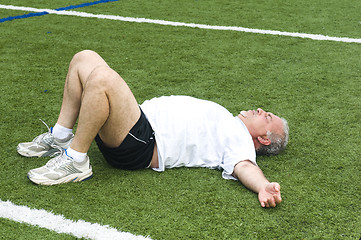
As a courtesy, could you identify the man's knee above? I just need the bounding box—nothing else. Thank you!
[84,66,119,91]
[71,50,99,64]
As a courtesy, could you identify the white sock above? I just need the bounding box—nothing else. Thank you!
[66,147,87,163]
[52,123,73,140]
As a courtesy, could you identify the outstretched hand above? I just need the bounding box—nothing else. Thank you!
[258,182,282,208]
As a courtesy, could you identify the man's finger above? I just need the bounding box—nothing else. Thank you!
[272,183,281,192]
[274,194,282,204]
[268,198,276,208]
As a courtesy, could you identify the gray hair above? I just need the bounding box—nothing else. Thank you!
[256,117,289,156]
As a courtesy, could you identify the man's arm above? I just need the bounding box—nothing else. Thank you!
[232,160,282,208]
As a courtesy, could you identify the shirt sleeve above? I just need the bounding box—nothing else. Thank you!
[220,133,257,181]
[221,158,257,180]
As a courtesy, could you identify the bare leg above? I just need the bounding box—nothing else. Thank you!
[57,50,110,128]
[26,50,143,185]
[57,50,140,153]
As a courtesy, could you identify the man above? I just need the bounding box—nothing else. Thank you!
[17,50,289,208]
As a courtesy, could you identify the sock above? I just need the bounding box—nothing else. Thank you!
[52,123,73,140]
[66,147,87,163]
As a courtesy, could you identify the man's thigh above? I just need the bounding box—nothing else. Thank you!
[94,68,141,148]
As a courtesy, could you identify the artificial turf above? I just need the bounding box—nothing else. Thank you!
[0,0,360,239]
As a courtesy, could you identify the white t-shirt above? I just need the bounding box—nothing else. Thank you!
[140,96,256,180]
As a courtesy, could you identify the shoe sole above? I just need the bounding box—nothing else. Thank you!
[27,169,93,186]
[17,145,60,158]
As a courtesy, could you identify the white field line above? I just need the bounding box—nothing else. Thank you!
[0,200,152,240]
[1,4,361,43]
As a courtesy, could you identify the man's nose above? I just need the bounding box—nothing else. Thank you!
[257,108,265,115]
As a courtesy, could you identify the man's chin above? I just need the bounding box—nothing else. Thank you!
[240,111,247,118]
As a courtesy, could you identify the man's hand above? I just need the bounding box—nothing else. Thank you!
[232,161,283,208]
[258,182,282,208]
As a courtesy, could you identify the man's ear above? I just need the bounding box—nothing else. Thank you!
[257,136,271,146]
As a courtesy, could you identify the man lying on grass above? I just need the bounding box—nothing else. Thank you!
[17,50,289,208]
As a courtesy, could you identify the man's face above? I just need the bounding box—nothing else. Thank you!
[238,108,284,140]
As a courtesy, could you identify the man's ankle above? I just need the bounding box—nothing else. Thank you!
[66,147,87,163]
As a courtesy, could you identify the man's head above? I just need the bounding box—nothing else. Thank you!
[238,108,289,155]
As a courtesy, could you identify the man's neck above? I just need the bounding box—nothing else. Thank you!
[236,115,260,150]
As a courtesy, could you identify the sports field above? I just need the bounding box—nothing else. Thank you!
[0,0,360,239]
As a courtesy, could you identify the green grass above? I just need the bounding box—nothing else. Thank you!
[0,0,360,239]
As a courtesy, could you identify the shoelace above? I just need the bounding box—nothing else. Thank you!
[33,119,63,152]
[32,119,52,143]
[46,150,73,168]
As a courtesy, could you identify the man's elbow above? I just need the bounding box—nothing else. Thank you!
[235,160,254,168]
[232,160,254,178]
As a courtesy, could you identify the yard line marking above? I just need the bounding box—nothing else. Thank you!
[54,0,118,11]
[0,4,361,44]
[0,0,118,23]
[0,200,152,240]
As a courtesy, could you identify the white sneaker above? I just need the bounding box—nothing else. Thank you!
[27,150,93,185]
[17,120,73,158]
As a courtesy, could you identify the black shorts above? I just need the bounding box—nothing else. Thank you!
[95,109,155,170]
